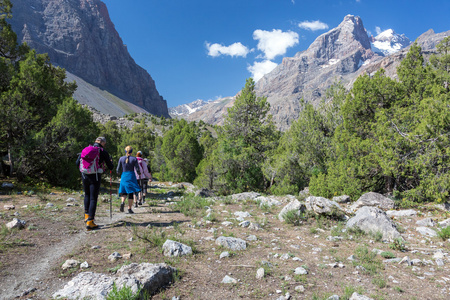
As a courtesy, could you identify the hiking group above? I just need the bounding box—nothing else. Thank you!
[77,138,152,230]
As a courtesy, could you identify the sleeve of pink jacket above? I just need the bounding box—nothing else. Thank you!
[135,159,151,179]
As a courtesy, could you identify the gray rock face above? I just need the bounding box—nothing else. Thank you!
[215,236,247,251]
[9,0,169,118]
[349,192,395,212]
[386,209,417,217]
[278,200,306,221]
[162,240,193,257]
[346,206,401,241]
[52,263,175,299]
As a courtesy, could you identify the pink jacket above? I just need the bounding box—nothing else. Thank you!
[135,157,151,180]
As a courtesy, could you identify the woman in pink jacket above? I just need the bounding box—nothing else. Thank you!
[134,151,152,205]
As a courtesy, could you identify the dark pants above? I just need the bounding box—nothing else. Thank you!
[82,173,101,220]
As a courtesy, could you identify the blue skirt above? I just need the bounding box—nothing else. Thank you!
[118,171,141,194]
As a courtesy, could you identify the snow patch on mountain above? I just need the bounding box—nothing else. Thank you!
[371,29,411,56]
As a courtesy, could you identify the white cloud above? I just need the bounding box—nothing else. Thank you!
[247,60,278,82]
[375,26,382,35]
[206,42,250,57]
[252,29,299,60]
[298,20,329,31]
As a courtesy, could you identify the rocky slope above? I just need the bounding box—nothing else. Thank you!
[9,0,169,118]
[177,15,449,131]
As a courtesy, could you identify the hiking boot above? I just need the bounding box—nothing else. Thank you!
[86,220,98,230]
[120,203,124,212]
[138,201,142,205]
[135,201,138,208]
[128,209,134,214]
[84,213,89,222]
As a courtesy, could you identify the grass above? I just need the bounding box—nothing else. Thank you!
[353,246,383,276]
[282,209,309,226]
[389,238,406,251]
[171,194,213,217]
[106,282,146,300]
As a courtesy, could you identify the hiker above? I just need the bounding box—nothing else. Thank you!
[76,137,114,230]
[135,151,152,205]
[116,146,141,214]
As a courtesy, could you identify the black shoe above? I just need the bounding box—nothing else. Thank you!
[135,202,138,208]
[128,209,134,214]
[120,203,124,212]
[138,201,142,205]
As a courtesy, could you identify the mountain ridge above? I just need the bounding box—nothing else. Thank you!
[9,0,170,118]
[172,15,449,130]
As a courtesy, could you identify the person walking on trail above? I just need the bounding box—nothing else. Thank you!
[77,137,114,230]
[135,151,152,205]
[116,146,141,214]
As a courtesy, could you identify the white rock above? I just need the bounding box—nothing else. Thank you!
[294,267,308,275]
[221,275,237,284]
[256,267,265,279]
[62,259,80,270]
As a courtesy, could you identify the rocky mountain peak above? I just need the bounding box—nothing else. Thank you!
[9,0,169,118]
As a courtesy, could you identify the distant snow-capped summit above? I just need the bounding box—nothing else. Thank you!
[169,99,214,116]
[371,29,411,56]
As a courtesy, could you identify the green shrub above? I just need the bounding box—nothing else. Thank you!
[437,226,450,240]
[389,238,406,251]
[106,283,143,300]
[282,209,308,226]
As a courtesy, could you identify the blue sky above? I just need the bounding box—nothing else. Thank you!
[102,0,450,108]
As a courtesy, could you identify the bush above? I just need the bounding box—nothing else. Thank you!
[437,226,450,240]
[106,283,143,300]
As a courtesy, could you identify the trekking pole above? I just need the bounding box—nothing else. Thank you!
[110,170,112,219]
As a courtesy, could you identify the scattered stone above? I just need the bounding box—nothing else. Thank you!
[220,251,230,259]
[6,218,26,230]
[108,252,122,262]
[256,267,265,279]
[349,293,374,300]
[349,192,395,212]
[438,218,450,227]
[239,220,250,227]
[62,259,80,270]
[346,206,402,241]
[385,209,417,217]
[92,245,101,249]
[221,221,233,227]
[221,275,237,284]
[46,203,54,208]
[399,256,412,266]
[327,295,340,300]
[4,204,15,210]
[295,285,305,292]
[162,240,192,257]
[416,227,437,237]
[294,267,308,275]
[80,261,89,269]
[416,218,436,227]
[215,236,247,251]
[247,235,257,241]
[234,211,251,218]
[249,222,262,230]
[123,253,132,259]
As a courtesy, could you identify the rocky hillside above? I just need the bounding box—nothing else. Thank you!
[178,15,449,131]
[9,0,169,118]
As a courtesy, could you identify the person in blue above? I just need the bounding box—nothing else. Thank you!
[116,145,141,213]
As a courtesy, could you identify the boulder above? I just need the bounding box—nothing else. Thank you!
[332,195,351,203]
[305,196,345,218]
[416,227,438,237]
[346,206,402,241]
[53,263,175,299]
[415,218,436,227]
[349,192,395,212]
[278,200,306,222]
[162,240,192,257]
[231,192,260,201]
[215,236,247,251]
